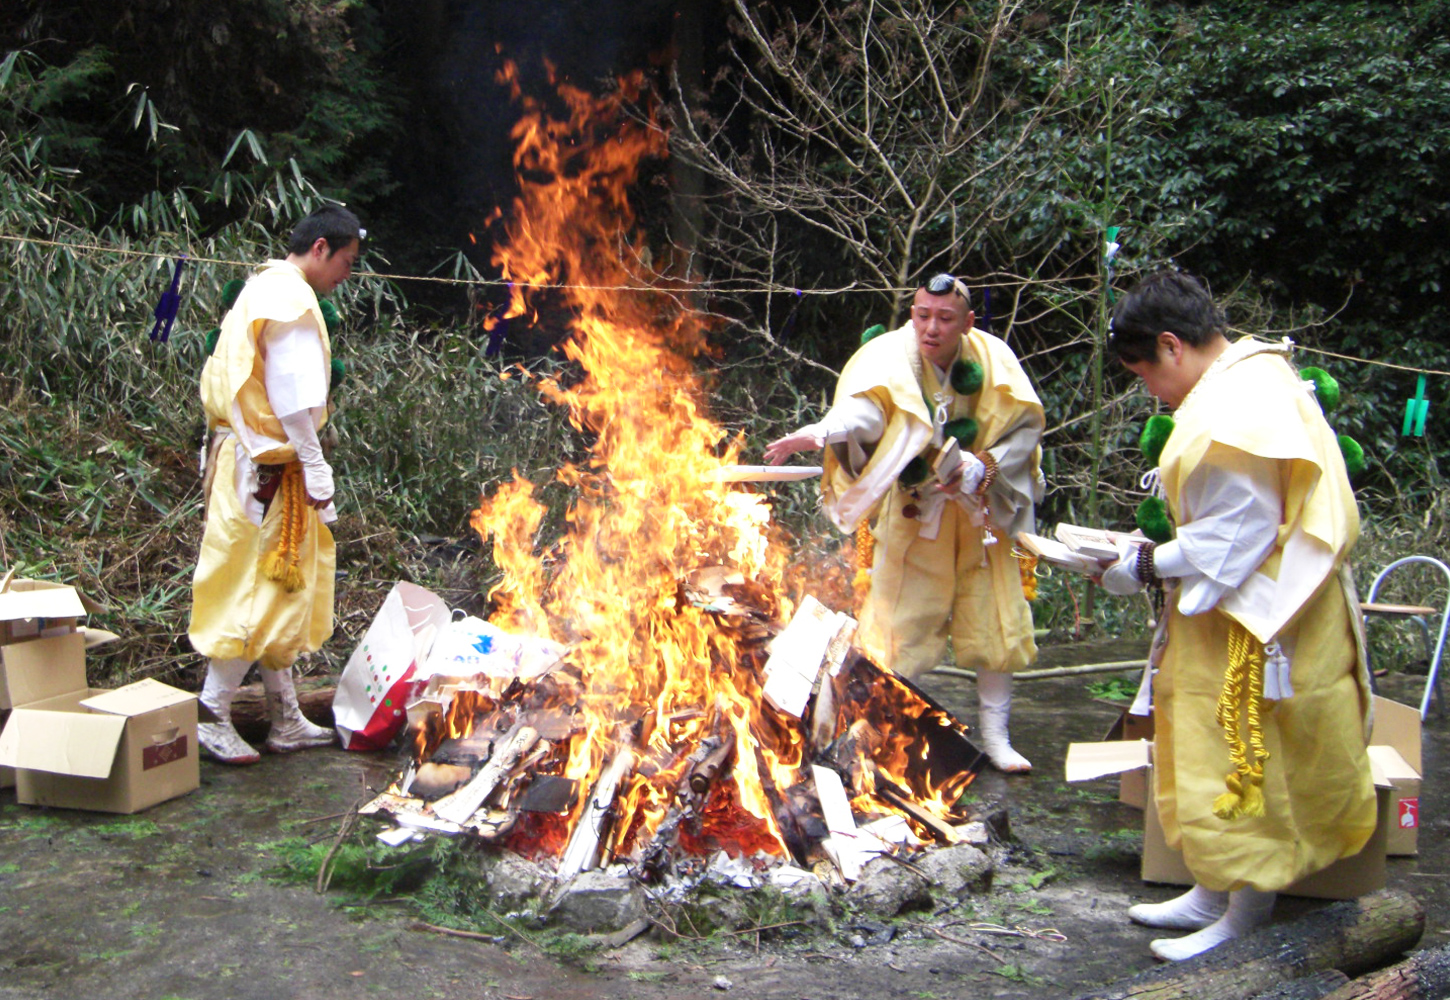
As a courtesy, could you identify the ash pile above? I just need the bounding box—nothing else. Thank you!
[358,579,1006,933]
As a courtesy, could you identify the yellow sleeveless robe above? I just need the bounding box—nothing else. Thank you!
[1154,343,1375,892]
[823,326,1042,679]
[188,261,335,670]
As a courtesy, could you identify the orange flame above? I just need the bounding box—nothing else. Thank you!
[468,63,798,860]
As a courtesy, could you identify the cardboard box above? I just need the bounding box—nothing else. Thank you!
[1066,713,1398,901]
[0,677,198,814]
[1139,770,1390,900]
[1368,695,1423,856]
[0,579,109,709]
[1099,706,1153,808]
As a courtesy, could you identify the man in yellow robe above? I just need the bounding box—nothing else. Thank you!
[189,205,363,764]
[1101,271,1375,960]
[765,275,1045,772]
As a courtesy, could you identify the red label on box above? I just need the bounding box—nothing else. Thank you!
[143,735,189,770]
[1398,797,1419,829]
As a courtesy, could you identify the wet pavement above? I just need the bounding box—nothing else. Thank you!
[0,638,1444,1000]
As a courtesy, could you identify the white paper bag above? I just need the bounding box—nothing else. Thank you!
[332,582,450,751]
[421,616,565,683]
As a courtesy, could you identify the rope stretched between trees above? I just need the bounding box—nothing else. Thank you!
[6,230,1450,377]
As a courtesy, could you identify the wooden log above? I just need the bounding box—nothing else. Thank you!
[870,765,959,844]
[1251,970,1351,999]
[555,746,637,884]
[230,682,335,738]
[1316,941,1450,1000]
[431,723,539,825]
[1071,889,1424,1000]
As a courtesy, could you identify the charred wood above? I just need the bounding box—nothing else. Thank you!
[432,723,540,825]
[556,745,638,884]
[1317,941,1450,1000]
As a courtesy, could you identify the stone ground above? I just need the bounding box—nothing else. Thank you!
[1,638,1444,1000]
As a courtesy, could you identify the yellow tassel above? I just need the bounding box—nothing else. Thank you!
[1017,552,1039,601]
[1213,621,1270,821]
[852,521,874,612]
[260,463,308,593]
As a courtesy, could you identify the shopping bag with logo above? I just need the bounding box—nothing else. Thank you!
[332,582,450,751]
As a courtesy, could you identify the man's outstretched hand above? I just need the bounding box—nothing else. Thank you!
[763,428,825,465]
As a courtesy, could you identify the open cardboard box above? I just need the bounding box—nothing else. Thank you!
[0,671,198,814]
[0,629,198,813]
[1066,695,1418,900]
[0,578,118,790]
[1367,696,1422,856]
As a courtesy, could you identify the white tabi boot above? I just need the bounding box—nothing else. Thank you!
[1129,884,1229,930]
[976,670,1031,773]
[261,667,336,753]
[1150,887,1276,962]
[198,657,261,765]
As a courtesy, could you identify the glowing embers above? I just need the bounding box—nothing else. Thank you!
[360,595,986,886]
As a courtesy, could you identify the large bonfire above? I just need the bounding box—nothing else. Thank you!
[378,65,981,879]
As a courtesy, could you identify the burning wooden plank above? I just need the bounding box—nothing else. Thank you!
[432,722,540,825]
[555,744,637,884]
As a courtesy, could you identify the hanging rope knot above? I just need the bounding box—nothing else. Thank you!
[1138,467,1166,501]
[260,462,309,593]
[1213,621,1270,820]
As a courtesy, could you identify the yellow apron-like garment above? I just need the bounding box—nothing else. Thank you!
[188,261,335,670]
[823,325,1042,679]
[1154,342,1375,892]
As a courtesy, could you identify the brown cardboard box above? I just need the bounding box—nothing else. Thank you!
[1368,695,1423,856]
[1099,706,1153,808]
[1066,734,1394,901]
[0,677,198,814]
[1139,770,1390,900]
[0,581,96,708]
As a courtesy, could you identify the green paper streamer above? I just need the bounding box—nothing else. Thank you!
[1403,375,1429,436]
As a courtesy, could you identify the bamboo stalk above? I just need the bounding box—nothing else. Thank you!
[932,660,1145,681]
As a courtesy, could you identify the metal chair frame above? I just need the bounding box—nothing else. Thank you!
[1364,555,1450,721]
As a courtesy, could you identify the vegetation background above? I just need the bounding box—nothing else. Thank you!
[0,0,1446,693]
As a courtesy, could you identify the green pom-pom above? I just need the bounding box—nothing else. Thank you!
[319,298,342,335]
[1136,496,1174,544]
[942,417,978,448]
[1300,367,1340,413]
[949,359,984,395]
[1338,434,1365,479]
[220,279,245,310]
[897,455,930,488]
[860,324,886,345]
[1140,414,1175,465]
[330,357,347,392]
[203,327,220,356]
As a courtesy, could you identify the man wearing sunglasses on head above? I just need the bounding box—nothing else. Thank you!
[765,274,1045,772]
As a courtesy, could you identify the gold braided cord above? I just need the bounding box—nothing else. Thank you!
[852,521,874,612]
[1017,552,1039,601]
[1213,621,1269,820]
[260,463,308,593]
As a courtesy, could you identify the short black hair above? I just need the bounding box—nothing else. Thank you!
[1109,270,1226,364]
[286,205,363,257]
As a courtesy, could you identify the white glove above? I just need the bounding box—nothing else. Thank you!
[1099,540,1144,596]
[278,409,334,503]
[957,451,987,495]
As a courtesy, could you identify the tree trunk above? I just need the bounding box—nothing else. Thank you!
[231,682,334,739]
[1072,889,1424,1000]
[1251,970,1352,999]
[1317,942,1450,1000]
